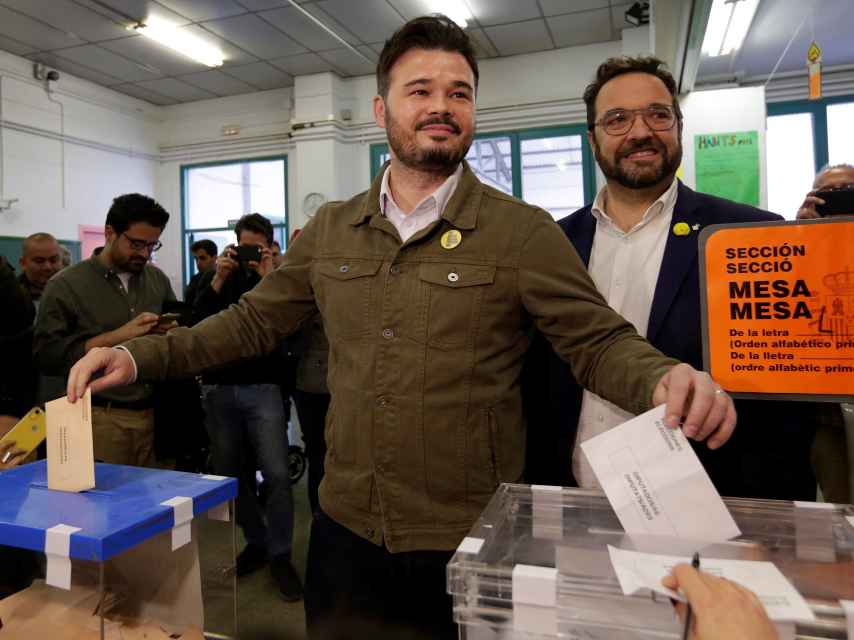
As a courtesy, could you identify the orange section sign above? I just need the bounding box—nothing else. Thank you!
[701,219,854,399]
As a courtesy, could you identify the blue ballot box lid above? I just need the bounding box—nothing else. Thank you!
[0,461,237,561]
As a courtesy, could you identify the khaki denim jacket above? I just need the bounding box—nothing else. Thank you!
[127,162,678,552]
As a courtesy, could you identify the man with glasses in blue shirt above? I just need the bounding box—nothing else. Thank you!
[525,56,817,501]
[35,193,176,467]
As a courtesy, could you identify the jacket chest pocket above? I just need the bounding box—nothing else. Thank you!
[314,259,382,340]
[418,263,496,349]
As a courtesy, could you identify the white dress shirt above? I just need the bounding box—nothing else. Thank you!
[379,164,462,242]
[572,178,679,489]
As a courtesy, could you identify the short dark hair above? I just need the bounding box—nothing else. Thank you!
[191,239,218,257]
[234,213,274,246]
[106,193,169,235]
[376,15,478,98]
[583,56,683,130]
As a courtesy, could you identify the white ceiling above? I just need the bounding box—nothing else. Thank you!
[695,0,854,85]
[0,0,636,105]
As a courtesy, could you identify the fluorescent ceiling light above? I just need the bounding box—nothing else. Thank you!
[133,17,224,67]
[701,0,760,57]
[431,1,471,28]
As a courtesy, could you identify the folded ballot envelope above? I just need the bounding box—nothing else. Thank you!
[47,388,95,492]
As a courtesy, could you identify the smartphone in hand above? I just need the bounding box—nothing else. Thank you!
[157,312,181,327]
[0,408,46,462]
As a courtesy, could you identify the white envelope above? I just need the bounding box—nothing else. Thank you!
[580,405,740,542]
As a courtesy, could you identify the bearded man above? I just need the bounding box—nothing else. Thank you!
[35,193,175,467]
[523,56,818,505]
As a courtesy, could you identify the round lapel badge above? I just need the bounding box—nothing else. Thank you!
[441,229,462,250]
[672,222,691,237]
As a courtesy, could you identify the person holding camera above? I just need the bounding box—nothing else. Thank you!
[796,163,853,503]
[797,163,854,220]
[191,213,302,602]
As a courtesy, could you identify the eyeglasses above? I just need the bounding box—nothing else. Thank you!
[122,233,162,253]
[594,105,678,136]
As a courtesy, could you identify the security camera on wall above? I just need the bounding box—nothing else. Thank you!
[33,63,60,83]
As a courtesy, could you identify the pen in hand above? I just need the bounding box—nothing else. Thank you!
[681,552,701,640]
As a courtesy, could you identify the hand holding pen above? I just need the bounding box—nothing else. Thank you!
[681,552,701,640]
[662,556,779,640]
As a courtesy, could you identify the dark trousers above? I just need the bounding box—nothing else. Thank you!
[293,390,329,513]
[304,510,456,640]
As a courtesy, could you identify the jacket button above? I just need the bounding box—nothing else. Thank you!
[339,264,349,273]
[377,396,388,407]
[365,528,375,538]
[389,265,400,275]
[447,272,459,283]
[376,464,385,474]
[382,328,394,339]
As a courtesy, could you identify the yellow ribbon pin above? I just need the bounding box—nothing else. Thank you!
[441,229,462,250]
[672,222,691,237]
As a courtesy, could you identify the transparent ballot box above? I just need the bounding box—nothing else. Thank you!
[0,461,238,639]
[448,484,854,640]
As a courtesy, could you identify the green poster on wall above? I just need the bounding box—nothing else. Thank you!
[694,131,760,206]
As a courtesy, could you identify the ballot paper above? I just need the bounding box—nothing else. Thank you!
[608,546,815,622]
[47,388,95,492]
[580,405,740,542]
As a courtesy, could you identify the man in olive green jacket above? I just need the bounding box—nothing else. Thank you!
[69,16,735,640]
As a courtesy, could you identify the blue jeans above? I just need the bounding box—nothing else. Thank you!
[202,383,294,558]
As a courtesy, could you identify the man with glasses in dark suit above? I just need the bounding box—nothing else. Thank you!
[524,56,817,501]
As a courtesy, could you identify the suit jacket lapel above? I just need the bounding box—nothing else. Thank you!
[647,182,703,343]
[564,207,597,267]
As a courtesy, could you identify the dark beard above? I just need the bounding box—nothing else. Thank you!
[385,109,472,175]
[595,137,682,189]
[110,247,146,273]
[124,258,147,273]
